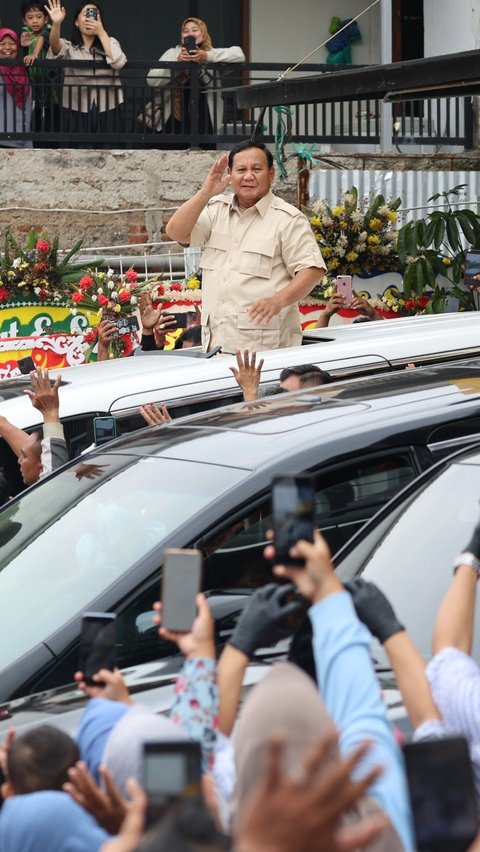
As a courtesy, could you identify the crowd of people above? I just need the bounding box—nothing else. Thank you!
[0,2,245,147]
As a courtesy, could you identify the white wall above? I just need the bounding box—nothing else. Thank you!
[424,0,480,55]
[250,0,381,67]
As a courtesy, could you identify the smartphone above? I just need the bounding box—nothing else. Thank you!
[161,548,203,632]
[184,35,197,54]
[85,6,98,19]
[78,612,116,685]
[336,275,353,307]
[403,737,478,851]
[17,356,35,375]
[116,315,140,336]
[272,475,315,567]
[93,415,117,446]
[464,249,480,289]
[143,741,202,827]
[166,312,187,329]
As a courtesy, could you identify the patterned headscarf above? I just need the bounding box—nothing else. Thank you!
[0,29,31,108]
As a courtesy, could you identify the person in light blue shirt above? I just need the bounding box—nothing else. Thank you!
[270,529,414,852]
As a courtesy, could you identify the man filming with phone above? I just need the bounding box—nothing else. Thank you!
[166,141,327,354]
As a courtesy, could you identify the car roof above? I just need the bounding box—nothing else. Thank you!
[3,312,480,428]
[78,360,480,470]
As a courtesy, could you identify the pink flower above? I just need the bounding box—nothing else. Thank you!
[36,239,50,254]
[125,268,138,283]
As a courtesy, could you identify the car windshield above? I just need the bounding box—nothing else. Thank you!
[353,461,480,659]
[0,454,245,670]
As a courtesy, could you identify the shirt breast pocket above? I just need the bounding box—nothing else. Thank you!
[238,238,276,279]
[200,230,230,271]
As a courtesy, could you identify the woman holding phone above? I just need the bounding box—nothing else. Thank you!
[146,18,244,145]
[45,0,126,137]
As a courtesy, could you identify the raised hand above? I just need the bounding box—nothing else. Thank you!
[200,153,230,199]
[229,349,264,401]
[153,593,215,659]
[139,402,171,427]
[139,291,161,331]
[45,0,66,25]
[25,368,61,423]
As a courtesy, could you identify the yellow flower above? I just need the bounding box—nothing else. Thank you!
[329,258,340,270]
[332,206,345,217]
[442,257,453,266]
[7,270,15,280]
[186,276,201,290]
[388,211,398,222]
[310,216,322,228]
[346,251,358,261]
[17,280,27,287]
[339,221,348,230]
[321,247,332,258]
[323,286,334,298]
[114,303,121,313]
[369,218,382,231]
[368,235,380,245]
[392,304,399,312]
[97,272,106,280]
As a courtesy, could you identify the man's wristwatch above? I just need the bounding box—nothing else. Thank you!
[453,551,480,577]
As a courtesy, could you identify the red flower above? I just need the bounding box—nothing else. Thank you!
[156,284,165,296]
[72,291,84,303]
[171,282,183,292]
[0,287,9,302]
[79,275,94,291]
[405,299,415,311]
[125,268,138,283]
[84,330,97,344]
[122,334,135,357]
[98,294,109,306]
[418,296,430,308]
[119,291,130,303]
[38,289,49,301]
[36,239,50,253]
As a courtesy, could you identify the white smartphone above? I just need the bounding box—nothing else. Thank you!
[335,275,353,306]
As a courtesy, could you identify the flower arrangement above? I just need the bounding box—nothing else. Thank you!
[305,187,401,296]
[151,272,202,303]
[380,287,431,316]
[0,230,89,305]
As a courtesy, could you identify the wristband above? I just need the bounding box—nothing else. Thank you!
[453,551,480,577]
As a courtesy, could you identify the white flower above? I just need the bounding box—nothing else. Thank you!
[108,281,115,290]
[110,291,118,301]
[130,296,137,305]
[344,193,355,204]
[378,204,390,216]
[405,255,417,265]
[97,287,103,295]
[351,211,363,223]
[338,235,348,246]
[107,268,114,278]
[12,257,21,269]
[91,295,98,302]
[71,308,77,316]
[34,287,41,295]
[334,247,346,257]
[322,216,333,226]
[312,200,326,214]
[86,327,93,334]
[358,231,368,242]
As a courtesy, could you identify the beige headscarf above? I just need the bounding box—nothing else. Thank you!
[231,662,403,851]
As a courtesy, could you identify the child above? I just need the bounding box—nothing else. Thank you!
[20,1,59,138]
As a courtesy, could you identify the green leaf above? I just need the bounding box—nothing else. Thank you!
[434,218,446,251]
[446,215,461,252]
[415,220,427,247]
[397,227,407,262]
[58,239,84,270]
[423,219,437,248]
[414,259,426,295]
[424,258,436,289]
[454,211,477,245]
[403,262,416,298]
[406,222,419,257]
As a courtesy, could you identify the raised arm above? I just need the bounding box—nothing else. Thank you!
[44,0,66,55]
[0,416,28,459]
[166,154,230,245]
[433,516,480,655]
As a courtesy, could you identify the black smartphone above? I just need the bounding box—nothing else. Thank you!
[272,475,315,566]
[17,356,35,375]
[78,612,116,685]
[93,415,117,446]
[166,312,187,329]
[143,741,202,827]
[403,737,478,852]
[116,315,140,336]
[85,6,98,20]
[184,35,197,54]
[161,548,202,632]
[464,249,480,290]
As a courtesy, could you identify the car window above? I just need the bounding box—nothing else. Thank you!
[428,418,480,460]
[353,462,480,660]
[0,455,246,673]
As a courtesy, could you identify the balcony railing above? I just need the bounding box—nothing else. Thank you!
[0,59,473,150]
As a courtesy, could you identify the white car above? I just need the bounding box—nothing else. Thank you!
[1,312,480,477]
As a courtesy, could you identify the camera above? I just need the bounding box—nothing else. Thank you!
[85,7,98,20]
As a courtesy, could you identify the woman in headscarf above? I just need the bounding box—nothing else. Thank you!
[0,29,32,148]
[231,662,404,851]
[146,18,244,145]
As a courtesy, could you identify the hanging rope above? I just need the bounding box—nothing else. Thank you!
[273,105,293,179]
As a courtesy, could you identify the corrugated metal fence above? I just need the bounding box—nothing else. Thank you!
[309,170,480,218]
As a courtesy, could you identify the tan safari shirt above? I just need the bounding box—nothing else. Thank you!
[190,190,326,353]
